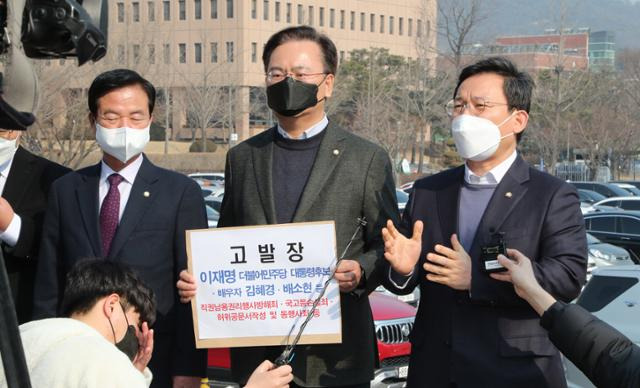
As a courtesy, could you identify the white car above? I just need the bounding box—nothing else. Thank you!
[592,196,640,211]
[190,172,225,187]
[564,265,640,387]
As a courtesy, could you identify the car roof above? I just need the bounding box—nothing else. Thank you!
[584,210,640,217]
[594,196,640,203]
[592,264,640,277]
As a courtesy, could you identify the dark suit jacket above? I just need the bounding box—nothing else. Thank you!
[383,155,587,388]
[220,122,400,387]
[33,155,207,388]
[1,146,69,323]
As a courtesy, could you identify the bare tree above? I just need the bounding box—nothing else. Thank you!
[437,0,486,70]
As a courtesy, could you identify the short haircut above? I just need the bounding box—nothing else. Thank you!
[61,259,156,326]
[262,26,338,75]
[88,69,156,117]
[454,57,535,141]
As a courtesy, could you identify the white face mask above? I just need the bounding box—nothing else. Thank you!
[0,137,18,166]
[95,123,150,163]
[451,113,515,161]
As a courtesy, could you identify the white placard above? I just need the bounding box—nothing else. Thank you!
[186,221,342,348]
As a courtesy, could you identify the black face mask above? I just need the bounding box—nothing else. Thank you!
[109,303,139,361]
[267,76,327,117]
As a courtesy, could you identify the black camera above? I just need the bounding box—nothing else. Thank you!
[481,234,508,274]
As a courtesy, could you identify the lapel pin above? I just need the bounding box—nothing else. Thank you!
[143,191,150,197]
[505,192,513,198]
[333,149,340,156]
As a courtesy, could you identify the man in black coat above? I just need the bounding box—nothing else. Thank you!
[381,57,587,387]
[0,126,69,324]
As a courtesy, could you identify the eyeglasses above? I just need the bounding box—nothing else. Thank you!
[265,70,328,83]
[445,97,511,117]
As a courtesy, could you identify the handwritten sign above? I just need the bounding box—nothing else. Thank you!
[186,221,341,348]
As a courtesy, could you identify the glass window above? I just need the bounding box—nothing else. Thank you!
[389,16,394,34]
[350,11,354,30]
[117,2,124,22]
[380,15,384,33]
[251,42,257,63]
[330,8,335,28]
[275,2,280,21]
[251,0,257,19]
[195,0,202,19]
[408,18,413,36]
[132,44,140,63]
[360,12,365,31]
[179,43,186,63]
[621,201,640,211]
[148,44,155,64]
[417,19,422,37]
[370,13,375,32]
[319,7,324,26]
[211,0,218,18]
[179,0,185,20]
[297,4,303,24]
[340,10,344,29]
[195,43,202,63]
[264,0,269,20]
[399,17,403,35]
[339,50,344,63]
[227,0,233,18]
[577,275,639,312]
[226,41,234,62]
[210,42,218,62]
[308,6,313,25]
[286,3,291,23]
[588,216,615,232]
[132,2,140,22]
[619,217,640,235]
[148,1,155,21]
[163,44,170,64]
[163,1,170,20]
[117,45,125,62]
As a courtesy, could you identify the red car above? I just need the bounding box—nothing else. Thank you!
[205,291,416,388]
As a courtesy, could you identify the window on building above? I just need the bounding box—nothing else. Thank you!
[330,8,335,28]
[275,1,280,21]
[360,12,365,31]
[286,3,291,23]
[389,16,394,34]
[117,2,124,22]
[251,0,257,18]
[350,11,354,30]
[133,44,141,63]
[117,44,125,62]
[417,19,422,37]
[319,7,324,26]
[148,44,155,64]
[195,43,202,63]
[211,0,218,18]
[339,50,344,63]
[252,42,257,63]
[340,10,344,29]
[399,17,403,35]
[380,15,384,33]
[179,0,185,20]
[226,41,234,62]
[148,1,155,21]
[264,1,269,20]
[426,20,430,37]
[408,18,413,36]
[308,6,313,25]
[210,42,218,62]
[163,44,170,64]
[195,0,202,19]
[297,4,303,24]
[163,0,170,20]
[370,13,375,32]
[227,0,233,18]
[132,2,140,22]
[179,43,186,63]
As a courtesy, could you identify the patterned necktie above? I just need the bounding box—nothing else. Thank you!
[100,173,124,257]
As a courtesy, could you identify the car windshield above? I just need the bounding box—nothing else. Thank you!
[586,233,600,244]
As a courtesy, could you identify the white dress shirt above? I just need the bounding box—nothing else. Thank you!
[0,154,22,247]
[276,114,328,140]
[98,155,144,221]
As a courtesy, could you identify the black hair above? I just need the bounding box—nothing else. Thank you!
[262,25,338,75]
[88,69,156,117]
[61,259,156,326]
[454,57,535,141]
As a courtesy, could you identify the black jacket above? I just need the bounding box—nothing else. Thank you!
[542,301,640,388]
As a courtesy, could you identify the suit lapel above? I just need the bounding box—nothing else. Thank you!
[75,163,102,257]
[2,147,34,207]
[292,122,345,222]
[108,155,159,259]
[436,166,464,243]
[252,127,277,224]
[471,155,530,248]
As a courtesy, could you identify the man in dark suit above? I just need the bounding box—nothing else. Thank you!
[0,125,69,324]
[33,69,207,388]
[178,26,399,387]
[382,57,587,388]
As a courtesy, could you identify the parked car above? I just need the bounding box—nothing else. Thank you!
[375,284,420,307]
[610,180,640,191]
[577,189,606,204]
[592,196,640,211]
[206,196,223,213]
[206,291,416,388]
[586,233,634,280]
[396,189,409,213]
[609,182,640,196]
[564,265,640,388]
[399,181,414,194]
[190,172,225,187]
[206,205,219,228]
[569,182,632,198]
[583,211,640,263]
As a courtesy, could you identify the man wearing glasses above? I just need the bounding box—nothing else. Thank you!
[33,69,208,388]
[178,26,399,388]
[381,57,587,387]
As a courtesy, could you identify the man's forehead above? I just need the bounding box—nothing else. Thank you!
[457,73,505,99]
[267,40,324,69]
